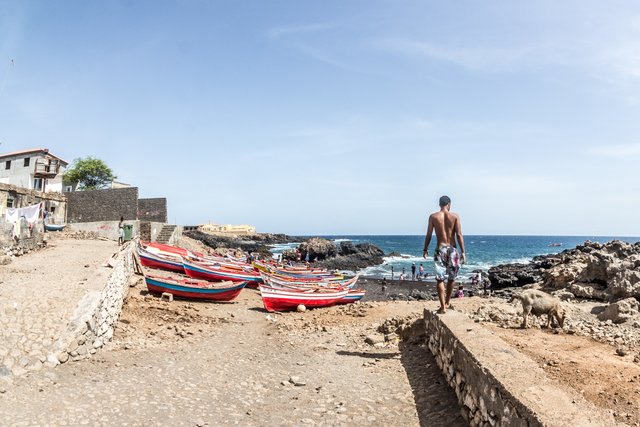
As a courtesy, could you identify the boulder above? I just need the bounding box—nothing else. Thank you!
[338,241,358,256]
[597,298,640,324]
[298,238,337,261]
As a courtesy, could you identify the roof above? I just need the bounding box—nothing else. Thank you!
[0,148,69,166]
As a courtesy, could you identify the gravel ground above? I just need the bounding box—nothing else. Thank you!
[0,279,464,427]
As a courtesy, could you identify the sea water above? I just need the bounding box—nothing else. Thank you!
[270,235,640,280]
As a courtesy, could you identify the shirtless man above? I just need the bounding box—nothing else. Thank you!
[422,195,466,314]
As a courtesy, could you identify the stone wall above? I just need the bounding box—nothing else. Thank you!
[54,242,136,364]
[138,198,167,223]
[422,307,618,427]
[67,187,139,223]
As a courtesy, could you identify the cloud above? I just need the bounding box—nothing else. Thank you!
[371,38,554,72]
[588,143,640,159]
[288,42,354,70]
[267,23,333,40]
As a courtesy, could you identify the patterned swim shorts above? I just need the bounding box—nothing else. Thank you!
[433,245,460,282]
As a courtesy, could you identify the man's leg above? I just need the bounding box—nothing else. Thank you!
[436,280,446,313]
[445,280,455,308]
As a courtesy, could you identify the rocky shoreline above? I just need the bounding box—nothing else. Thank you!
[488,240,640,301]
[184,232,387,271]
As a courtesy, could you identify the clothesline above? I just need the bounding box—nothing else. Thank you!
[4,202,42,224]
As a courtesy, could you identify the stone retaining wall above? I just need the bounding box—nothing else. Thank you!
[54,242,136,364]
[422,306,619,427]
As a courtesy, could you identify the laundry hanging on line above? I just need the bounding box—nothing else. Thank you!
[5,202,42,224]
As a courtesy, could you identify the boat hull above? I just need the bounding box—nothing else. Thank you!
[144,275,247,301]
[183,260,261,284]
[259,286,347,312]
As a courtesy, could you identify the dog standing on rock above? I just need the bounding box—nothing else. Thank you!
[510,289,566,329]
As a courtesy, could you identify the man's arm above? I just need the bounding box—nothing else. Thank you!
[455,215,466,264]
[423,216,433,258]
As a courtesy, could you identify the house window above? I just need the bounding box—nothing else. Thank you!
[7,198,14,208]
[24,157,30,167]
[5,160,10,170]
[33,178,43,191]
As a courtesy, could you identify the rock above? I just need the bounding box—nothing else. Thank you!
[617,348,628,357]
[365,335,384,345]
[57,352,69,364]
[384,333,399,342]
[298,238,337,261]
[597,298,640,324]
[0,256,12,265]
[289,376,306,386]
[0,366,11,377]
[297,304,307,313]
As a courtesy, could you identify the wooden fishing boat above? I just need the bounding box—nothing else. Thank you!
[258,285,348,312]
[144,274,247,301]
[141,241,203,258]
[260,272,358,289]
[335,289,366,305]
[44,222,66,232]
[183,259,262,284]
[137,244,185,273]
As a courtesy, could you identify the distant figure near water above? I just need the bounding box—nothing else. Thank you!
[423,195,466,314]
[411,263,416,280]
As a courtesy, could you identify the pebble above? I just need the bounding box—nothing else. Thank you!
[289,376,307,387]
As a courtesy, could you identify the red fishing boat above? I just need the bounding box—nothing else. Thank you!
[137,244,185,273]
[258,285,348,312]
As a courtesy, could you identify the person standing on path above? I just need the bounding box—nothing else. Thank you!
[411,263,416,280]
[423,195,466,314]
[391,265,394,280]
[118,216,125,246]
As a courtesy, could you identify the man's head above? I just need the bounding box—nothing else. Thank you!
[439,195,451,209]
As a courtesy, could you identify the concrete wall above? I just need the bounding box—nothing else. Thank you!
[138,198,167,223]
[54,242,136,364]
[67,187,138,223]
[67,220,139,241]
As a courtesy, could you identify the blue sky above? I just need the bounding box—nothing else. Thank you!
[1,1,639,235]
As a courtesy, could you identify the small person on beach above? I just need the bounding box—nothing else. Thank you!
[423,195,466,314]
[391,265,394,280]
[118,216,124,246]
[411,263,416,280]
[456,286,464,298]
[419,264,424,280]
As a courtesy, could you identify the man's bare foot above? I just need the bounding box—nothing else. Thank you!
[437,307,446,314]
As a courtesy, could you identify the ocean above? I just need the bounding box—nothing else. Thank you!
[270,235,640,280]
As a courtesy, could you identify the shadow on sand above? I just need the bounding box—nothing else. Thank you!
[398,326,466,427]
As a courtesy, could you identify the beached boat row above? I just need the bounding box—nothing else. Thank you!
[136,241,365,312]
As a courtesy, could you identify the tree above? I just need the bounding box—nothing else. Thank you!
[63,157,116,190]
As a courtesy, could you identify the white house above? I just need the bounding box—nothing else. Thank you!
[0,148,69,193]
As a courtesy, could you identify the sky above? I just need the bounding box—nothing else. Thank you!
[1,0,639,236]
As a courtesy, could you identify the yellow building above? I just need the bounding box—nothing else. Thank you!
[198,222,256,235]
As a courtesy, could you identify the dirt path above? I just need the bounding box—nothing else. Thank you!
[0,281,464,426]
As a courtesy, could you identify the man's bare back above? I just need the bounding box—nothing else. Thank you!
[423,210,466,263]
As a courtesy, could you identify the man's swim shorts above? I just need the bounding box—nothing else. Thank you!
[433,245,460,282]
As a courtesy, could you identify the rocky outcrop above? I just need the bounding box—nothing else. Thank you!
[282,238,385,271]
[298,238,338,261]
[184,230,302,258]
[488,240,640,301]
